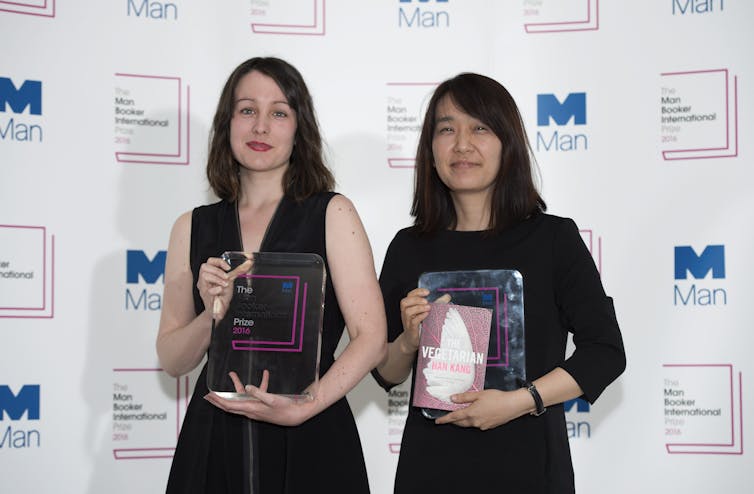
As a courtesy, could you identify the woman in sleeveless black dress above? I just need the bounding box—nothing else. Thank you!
[157,58,386,493]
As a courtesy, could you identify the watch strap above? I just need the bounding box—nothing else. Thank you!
[523,381,546,416]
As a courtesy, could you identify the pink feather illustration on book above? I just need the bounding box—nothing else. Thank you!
[413,303,493,411]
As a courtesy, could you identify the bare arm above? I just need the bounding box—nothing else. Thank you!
[156,212,230,377]
[204,195,388,425]
[533,367,583,410]
[315,194,388,409]
[376,332,420,386]
[375,289,454,386]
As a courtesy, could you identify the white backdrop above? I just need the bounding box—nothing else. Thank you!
[1,1,751,492]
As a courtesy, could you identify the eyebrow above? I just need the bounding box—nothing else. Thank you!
[234,97,291,106]
[435,115,454,124]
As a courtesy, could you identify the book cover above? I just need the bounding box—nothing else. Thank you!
[413,303,493,411]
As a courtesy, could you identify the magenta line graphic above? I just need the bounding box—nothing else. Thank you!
[387,158,417,169]
[114,73,191,166]
[663,364,744,455]
[251,0,326,36]
[385,82,440,86]
[580,229,602,275]
[111,368,190,460]
[437,287,509,367]
[0,0,55,17]
[0,225,55,318]
[524,0,599,34]
[113,447,176,460]
[661,69,739,161]
[230,276,308,352]
[175,373,189,439]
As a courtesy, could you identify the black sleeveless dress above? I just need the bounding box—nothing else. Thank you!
[165,193,370,494]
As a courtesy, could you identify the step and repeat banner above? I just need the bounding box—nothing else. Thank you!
[1,1,751,492]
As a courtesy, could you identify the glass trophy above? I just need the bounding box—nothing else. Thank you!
[417,269,525,419]
[207,252,325,401]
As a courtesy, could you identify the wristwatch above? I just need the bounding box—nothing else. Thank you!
[523,381,546,416]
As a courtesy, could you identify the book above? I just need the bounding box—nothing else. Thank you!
[413,302,493,411]
[418,269,526,393]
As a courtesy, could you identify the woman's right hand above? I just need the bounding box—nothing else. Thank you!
[197,257,251,320]
[375,288,451,386]
[400,287,455,352]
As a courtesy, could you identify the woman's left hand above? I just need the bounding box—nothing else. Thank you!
[203,371,322,427]
[434,388,531,430]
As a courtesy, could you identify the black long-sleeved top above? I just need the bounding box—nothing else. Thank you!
[374,213,626,494]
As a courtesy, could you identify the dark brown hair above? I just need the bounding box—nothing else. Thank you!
[206,57,334,201]
[412,73,545,233]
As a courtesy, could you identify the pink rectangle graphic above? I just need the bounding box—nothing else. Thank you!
[385,82,438,168]
[0,0,55,18]
[111,368,190,460]
[663,364,744,455]
[524,0,599,34]
[0,225,55,319]
[251,0,326,36]
[579,229,602,275]
[231,276,309,352]
[661,69,739,161]
[437,287,509,367]
[114,73,191,166]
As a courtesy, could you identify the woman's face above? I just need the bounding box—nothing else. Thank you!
[230,70,297,178]
[431,95,503,199]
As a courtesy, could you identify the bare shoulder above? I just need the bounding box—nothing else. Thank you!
[326,194,365,230]
[325,194,369,241]
[165,210,194,274]
[170,210,193,240]
[326,193,358,217]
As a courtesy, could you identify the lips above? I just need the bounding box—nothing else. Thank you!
[247,141,272,152]
[450,160,478,169]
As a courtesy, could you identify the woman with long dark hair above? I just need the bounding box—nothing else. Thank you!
[158,57,386,493]
[373,73,625,493]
